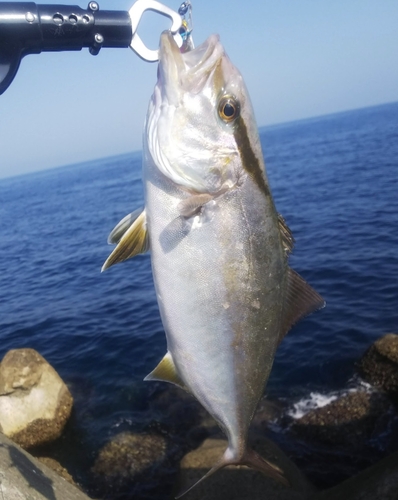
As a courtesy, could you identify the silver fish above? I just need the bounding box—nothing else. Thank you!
[103,32,324,495]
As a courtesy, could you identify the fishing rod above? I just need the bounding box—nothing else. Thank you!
[0,0,192,94]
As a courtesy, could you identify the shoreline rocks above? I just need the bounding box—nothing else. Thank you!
[289,389,392,448]
[37,456,78,486]
[2,332,398,499]
[315,449,398,500]
[357,333,398,397]
[0,348,73,449]
[91,431,169,496]
[0,431,91,500]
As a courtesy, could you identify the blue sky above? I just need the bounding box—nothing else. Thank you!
[0,0,397,178]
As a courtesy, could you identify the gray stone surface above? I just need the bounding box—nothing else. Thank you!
[0,348,73,449]
[0,431,91,500]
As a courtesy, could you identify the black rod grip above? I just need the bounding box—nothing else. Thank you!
[0,2,132,93]
[0,3,132,53]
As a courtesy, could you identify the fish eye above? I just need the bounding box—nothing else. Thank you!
[218,96,240,124]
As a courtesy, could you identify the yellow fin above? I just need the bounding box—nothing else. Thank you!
[107,208,143,244]
[101,209,149,271]
[144,352,187,391]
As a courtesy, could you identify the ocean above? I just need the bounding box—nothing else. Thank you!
[0,101,397,497]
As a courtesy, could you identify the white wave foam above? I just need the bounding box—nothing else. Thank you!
[287,392,338,419]
[287,378,374,420]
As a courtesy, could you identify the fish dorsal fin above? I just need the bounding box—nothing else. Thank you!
[144,351,187,391]
[279,268,325,344]
[101,209,149,271]
[107,208,144,244]
[278,214,295,255]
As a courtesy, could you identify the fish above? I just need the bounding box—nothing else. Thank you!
[103,31,324,495]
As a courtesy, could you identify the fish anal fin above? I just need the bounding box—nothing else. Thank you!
[144,351,187,391]
[279,268,325,344]
[102,209,149,271]
[278,214,295,255]
[107,208,144,244]
[176,445,288,499]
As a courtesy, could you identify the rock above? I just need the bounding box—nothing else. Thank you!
[0,348,73,449]
[148,385,216,451]
[92,432,168,495]
[177,436,316,500]
[150,385,206,435]
[357,333,398,396]
[36,457,77,487]
[0,431,91,500]
[316,449,398,500]
[252,397,287,431]
[290,390,391,447]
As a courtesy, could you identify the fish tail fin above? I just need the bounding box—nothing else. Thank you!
[175,445,288,499]
[241,447,289,486]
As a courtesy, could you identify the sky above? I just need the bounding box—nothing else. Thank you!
[0,0,397,179]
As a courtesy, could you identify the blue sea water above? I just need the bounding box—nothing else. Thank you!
[0,102,397,495]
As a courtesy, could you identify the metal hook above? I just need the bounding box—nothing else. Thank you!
[178,0,194,52]
[128,0,183,62]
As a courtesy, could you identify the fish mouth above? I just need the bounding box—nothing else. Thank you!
[158,31,225,101]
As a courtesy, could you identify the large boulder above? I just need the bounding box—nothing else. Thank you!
[357,333,398,396]
[289,390,391,448]
[91,431,168,496]
[177,436,316,500]
[0,348,73,448]
[0,431,90,500]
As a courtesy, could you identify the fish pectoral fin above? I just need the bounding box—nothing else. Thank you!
[177,193,214,218]
[175,446,288,499]
[279,268,325,344]
[101,209,149,271]
[177,181,236,218]
[144,351,187,391]
[107,207,144,244]
[278,214,295,255]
